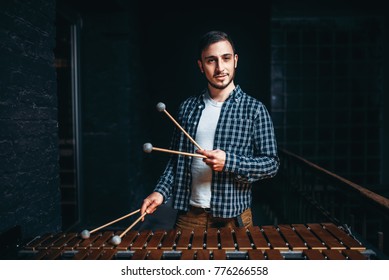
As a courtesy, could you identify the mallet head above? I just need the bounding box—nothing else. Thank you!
[111,235,122,245]
[156,102,166,112]
[80,230,90,239]
[143,143,153,153]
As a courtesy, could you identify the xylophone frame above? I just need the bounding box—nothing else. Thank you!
[18,223,376,260]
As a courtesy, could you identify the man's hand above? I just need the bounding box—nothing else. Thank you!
[196,149,226,172]
[140,192,163,219]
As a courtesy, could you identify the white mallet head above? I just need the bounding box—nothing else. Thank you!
[111,235,122,245]
[156,102,166,112]
[143,143,153,153]
[80,230,90,239]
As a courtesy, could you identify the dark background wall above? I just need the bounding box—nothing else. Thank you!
[271,1,388,191]
[80,5,145,231]
[1,0,388,257]
[0,0,61,242]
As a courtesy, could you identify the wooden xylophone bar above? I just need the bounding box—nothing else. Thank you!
[18,223,375,260]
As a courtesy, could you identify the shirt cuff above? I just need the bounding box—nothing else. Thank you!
[224,152,240,173]
[154,186,170,203]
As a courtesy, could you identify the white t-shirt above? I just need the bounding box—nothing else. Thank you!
[189,93,223,208]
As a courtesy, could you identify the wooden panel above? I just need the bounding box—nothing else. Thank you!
[278,225,307,250]
[100,248,117,260]
[303,249,325,260]
[131,249,148,260]
[90,231,114,249]
[51,233,78,249]
[131,230,152,250]
[160,229,178,250]
[234,227,252,250]
[261,226,288,250]
[248,226,269,250]
[264,249,284,260]
[248,250,265,260]
[342,249,368,260]
[42,248,64,260]
[64,234,82,250]
[85,248,104,260]
[322,249,347,260]
[205,228,219,250]
[307,224,345,250]
[147,249,164,260]
[191,228,205,250]
[321,223,366,250]
[180,250,195,260]
[212,249,226,260]
[33,249,62,260]
[196,249,210,260]
[116,231,137,250]
[176,229,192,250]
[219,227,235,250]
[77,233,101,250]
[292,224,326,250]
[72,249,90,260]
[37,233,65,250]
[146,230,165,249]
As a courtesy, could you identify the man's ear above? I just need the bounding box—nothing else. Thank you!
[197,60,204,73]
[234,54,238,68]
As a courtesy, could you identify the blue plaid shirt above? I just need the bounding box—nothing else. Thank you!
[154,85,279,218]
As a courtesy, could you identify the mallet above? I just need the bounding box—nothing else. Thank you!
[143,142,206,159]
[110,212,148,245]
[80,209,140,239]
[156,102,203,150]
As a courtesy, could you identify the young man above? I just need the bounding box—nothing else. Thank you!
[141,30,279,229]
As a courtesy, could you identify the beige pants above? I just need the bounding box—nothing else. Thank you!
[175,206,253,230]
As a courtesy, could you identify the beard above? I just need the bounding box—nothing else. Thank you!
[207,69,236,90]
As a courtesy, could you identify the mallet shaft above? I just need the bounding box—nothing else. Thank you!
[152,146,206,158]
[90,209,140,234]
[119,212,148,238]
[162,109,203,150]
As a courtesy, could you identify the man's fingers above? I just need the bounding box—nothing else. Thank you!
[140,192,163,221]
[146,202,157,214]
[141,199,156,221]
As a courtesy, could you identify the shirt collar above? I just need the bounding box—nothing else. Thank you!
[198,85,243,104]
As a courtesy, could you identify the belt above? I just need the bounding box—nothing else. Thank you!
[189,205,211,214]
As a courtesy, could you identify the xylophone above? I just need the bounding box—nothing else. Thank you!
[18,223,375,260]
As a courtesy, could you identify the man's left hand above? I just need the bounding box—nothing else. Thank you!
[196,149,226,171]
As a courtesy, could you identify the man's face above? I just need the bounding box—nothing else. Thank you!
[198,40,238,90]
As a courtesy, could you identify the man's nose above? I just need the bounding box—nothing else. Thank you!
[216,61,224,71]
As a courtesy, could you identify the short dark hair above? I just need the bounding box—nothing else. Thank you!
[197,30,236,60]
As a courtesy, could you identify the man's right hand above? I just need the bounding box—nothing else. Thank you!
[140,192,164,217]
